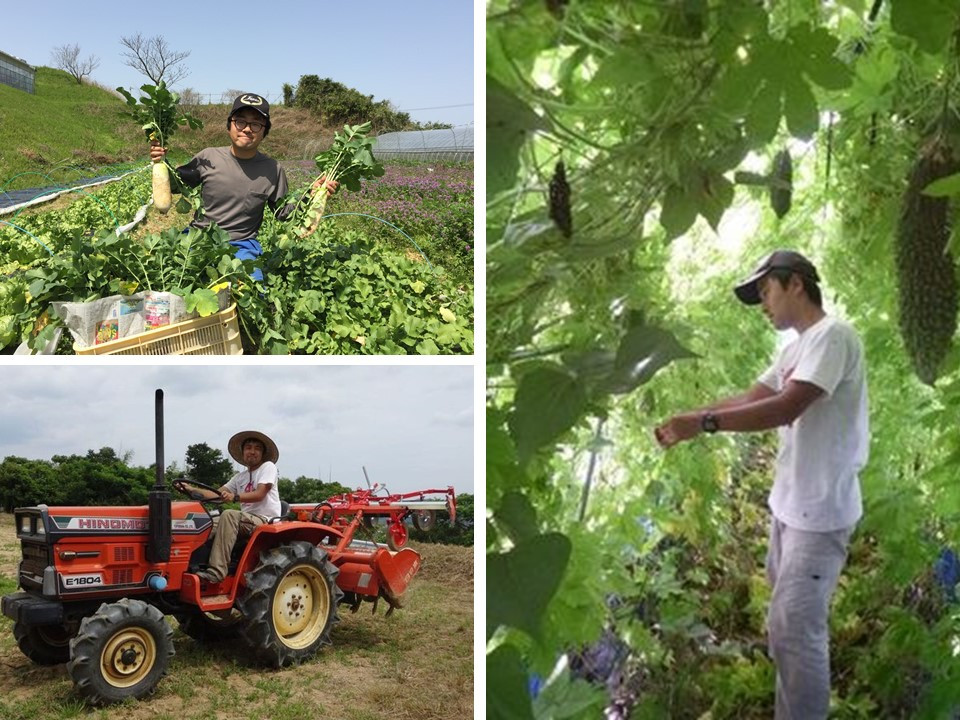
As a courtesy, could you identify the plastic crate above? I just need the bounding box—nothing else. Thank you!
[74,303,242,356]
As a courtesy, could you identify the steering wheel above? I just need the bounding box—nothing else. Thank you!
[173,478,225,504]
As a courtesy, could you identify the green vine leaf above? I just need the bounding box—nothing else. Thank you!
[790,24,853,91]
[699,172,735,231]
[594,44,656,89]
[922,172,960,197]
[488,531,572,640]
[488,76,548,200]
[745,81,782,145]
[660,183,699,239]
[486,645,536,720]
[713,61,763,115]
[494,491,539,545]
[532,663,607,720]
[783,76,819,140]
[890,0,960,55]
[508,365,587,464]
[606,324,699,394]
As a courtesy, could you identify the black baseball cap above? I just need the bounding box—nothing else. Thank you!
[734,249,820,305]
[229,93,270,120]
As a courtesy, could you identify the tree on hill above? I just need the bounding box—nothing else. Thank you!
[120,33,190,86]
[289,74,412,132]
[50,44,100,85]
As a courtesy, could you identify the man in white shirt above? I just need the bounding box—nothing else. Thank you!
[654,250,869,719]
[196,430,282,584]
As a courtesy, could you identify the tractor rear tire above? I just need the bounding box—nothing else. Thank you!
[237,541,342,668]
[176,608,242,642]
[13,621,77,665]
[66,598,174,705]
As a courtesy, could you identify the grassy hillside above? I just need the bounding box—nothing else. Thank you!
[0,68,335,186]
[0,68,143,182]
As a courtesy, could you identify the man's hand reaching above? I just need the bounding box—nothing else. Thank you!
[654,412,702,448]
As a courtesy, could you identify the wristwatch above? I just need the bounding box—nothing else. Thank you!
[233,492,240,503]
[701,412,720,434]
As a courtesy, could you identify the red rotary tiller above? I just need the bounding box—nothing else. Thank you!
[291,483,457,551]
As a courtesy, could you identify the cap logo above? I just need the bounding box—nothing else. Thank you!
[240,94,263,106]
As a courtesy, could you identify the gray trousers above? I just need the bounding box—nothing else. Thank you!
[206,509,265,582]
[766,518,853,720]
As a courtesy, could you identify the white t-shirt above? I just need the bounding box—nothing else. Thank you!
[225,461,281,519]
[758,316,869,532]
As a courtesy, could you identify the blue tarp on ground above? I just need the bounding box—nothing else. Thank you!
[0,175,119,210]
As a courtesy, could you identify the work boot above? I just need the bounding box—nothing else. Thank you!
[195,570,222,584]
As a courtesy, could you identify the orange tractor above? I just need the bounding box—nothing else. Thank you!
[1,390,455,705]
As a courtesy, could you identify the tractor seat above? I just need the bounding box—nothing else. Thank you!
[268,500,291,524]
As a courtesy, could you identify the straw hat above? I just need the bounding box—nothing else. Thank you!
[228,430,279,465]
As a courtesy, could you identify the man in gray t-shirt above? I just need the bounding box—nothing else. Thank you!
[150,93,335,281]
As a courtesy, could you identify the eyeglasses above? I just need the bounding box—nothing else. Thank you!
[232,118,265,132]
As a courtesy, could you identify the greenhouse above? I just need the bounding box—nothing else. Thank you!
[0,50,35,93]
[373,126,473,163]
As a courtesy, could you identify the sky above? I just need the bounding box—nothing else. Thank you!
[1,1,474,127]
[0,364,474,495]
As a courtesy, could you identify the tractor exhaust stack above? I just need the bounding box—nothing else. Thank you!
[146,389,171,563]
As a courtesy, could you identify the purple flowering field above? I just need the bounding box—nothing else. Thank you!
[286,162,474,286]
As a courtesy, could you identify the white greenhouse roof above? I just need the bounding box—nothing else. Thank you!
[374,127,473,158]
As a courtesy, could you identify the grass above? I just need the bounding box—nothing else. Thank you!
[0,69,144,184]
[0,514,473,719]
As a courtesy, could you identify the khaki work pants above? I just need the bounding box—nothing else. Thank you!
[766,518,854,720]
[205,509,265,582]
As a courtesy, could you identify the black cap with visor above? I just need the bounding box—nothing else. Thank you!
[734,249,820,305]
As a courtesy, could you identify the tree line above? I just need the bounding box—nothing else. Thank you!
[0,444,472,545]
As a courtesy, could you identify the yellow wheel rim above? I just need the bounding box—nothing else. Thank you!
[272,565,331,649]
[100,628,157,688]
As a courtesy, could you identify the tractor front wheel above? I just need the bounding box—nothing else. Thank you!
[13,620,78,665]
[237,541,342,667]
[66,598,174,705]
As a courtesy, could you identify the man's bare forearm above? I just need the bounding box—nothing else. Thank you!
[705,392,754,412]
[703,382,776,413]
